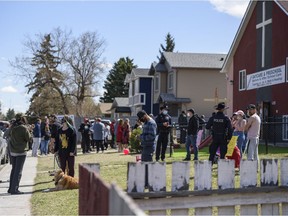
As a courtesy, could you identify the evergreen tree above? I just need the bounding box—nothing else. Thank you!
[100,57,136,103]
[158,32,176,60]
[5,108,15,121]
[27,34,70,114]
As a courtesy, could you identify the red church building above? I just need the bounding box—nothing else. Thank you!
[221,0,288,142]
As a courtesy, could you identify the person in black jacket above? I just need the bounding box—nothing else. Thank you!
[155,105,171,161]
[78,118,91,154]
[206,102,233,163]
[178,111,188,144]
[183,108,199,161]
[54,115,77,177]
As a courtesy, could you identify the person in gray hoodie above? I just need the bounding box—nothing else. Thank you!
[7,113,31,195]
[92,118,105,153]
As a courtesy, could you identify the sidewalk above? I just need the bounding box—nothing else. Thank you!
[0,152,37,215]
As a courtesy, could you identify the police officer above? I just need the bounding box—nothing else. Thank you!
[155,105,171,161]
[206,102,233,162]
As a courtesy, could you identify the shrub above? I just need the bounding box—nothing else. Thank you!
[129,127,142,153]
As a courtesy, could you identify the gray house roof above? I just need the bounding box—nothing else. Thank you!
[163,52,226,69]
[111,97,130,110]
[132,68,150,76]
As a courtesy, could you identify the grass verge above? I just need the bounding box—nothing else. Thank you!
[31,144,288,215]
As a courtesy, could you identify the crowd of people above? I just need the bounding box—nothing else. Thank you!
[1,102,261,194]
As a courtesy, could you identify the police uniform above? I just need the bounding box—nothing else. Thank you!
[206,103,233,162]
[155,106,171,161]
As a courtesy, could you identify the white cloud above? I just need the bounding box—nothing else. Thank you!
[209,0,250,18]
[0,86,18,93]
[0,57,8,61]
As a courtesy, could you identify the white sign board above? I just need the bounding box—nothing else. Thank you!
[246,65,285,90]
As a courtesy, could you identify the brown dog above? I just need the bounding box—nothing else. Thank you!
[54,170,79,190]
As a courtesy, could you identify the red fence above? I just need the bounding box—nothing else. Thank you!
[78,163,145,215]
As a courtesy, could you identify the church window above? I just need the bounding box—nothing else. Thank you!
[239,70,246,91]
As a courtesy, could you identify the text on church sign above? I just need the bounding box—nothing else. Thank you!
[246,65,285,90]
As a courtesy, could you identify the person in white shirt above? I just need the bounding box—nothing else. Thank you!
[245,104,261,161]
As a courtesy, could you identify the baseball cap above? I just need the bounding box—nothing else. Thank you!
[235,110,245,116]
[137,110,147,120]
[247,104,256,110]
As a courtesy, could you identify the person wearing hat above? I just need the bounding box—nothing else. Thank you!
[7,113,31,194]
[232,110,247,157]
[206,102,233,163]
[54,115,77,177]
[78,117,92,154]
[155,105,171,161]
[183,108,199,161]
[137,110,157,162]
[245,104,261,161]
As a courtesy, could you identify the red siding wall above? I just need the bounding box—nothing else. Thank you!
[233,6,257,112]
[233,2,288,115]
[271,3,288,115]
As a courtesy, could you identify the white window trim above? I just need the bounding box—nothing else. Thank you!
[239,69,246,91]
[168,72,174,90]
[286,57,288,82]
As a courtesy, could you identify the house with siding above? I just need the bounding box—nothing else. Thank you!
[109,97,131,119]
[149,52,227,118]
[124,68,153,116]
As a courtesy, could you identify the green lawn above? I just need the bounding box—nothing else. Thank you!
[31,144,288,215]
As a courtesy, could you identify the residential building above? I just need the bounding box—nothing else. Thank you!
[149,52,227,118]
[124,68,153,116]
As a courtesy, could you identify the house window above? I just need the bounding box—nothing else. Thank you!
[135,79,139,94]
[239,70,246,91]
[131,81,135,96]
[168,72,174,89]
[286,57,288,82]
[155,75,159,91]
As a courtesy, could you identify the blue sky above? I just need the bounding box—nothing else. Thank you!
[0,0,249,114]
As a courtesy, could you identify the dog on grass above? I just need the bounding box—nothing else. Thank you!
[53,170,79,190]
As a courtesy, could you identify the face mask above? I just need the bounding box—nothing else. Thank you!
[187,113,190,117]
[163,110,168,115]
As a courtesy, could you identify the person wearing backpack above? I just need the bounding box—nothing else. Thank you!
[183,108,199,161]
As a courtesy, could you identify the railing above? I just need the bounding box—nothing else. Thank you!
[129,93,146,106]
[79,163,145,215]
[127,159,288,215]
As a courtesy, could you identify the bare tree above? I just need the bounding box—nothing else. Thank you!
[61,31,106,116]
[9,28,106,117]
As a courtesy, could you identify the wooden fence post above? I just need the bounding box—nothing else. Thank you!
[218,159,235,215]
[240,160,258,215]
[281,159,288,214]
[260,159,279,215]
[171,161,190,215]
[127,162,146,193]
[148,162,166,216]
[194,160,212,215]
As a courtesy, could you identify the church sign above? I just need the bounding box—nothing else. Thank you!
[246,65,285,90]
